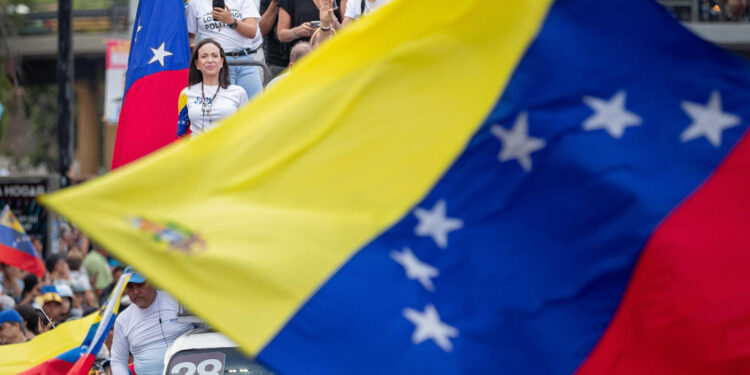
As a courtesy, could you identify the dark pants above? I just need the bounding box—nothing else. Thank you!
[268,64,287,78]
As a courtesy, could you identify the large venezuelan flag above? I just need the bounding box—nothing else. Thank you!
[41,0,750,373]
[0,205,44,277]
[110,0,190,168]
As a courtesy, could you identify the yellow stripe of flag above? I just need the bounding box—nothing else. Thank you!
[40,0,554,355]
[0,314,96,375]
[177,91,188,112]
[1,206,27,234]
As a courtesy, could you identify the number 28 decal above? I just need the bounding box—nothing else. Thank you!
[169,352,226,375]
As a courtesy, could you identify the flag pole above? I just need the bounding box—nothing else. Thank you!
[57,0,74,188]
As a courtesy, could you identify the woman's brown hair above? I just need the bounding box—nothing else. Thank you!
[188,38,231,88]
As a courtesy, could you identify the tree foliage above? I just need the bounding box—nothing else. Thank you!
[0,0,59,172]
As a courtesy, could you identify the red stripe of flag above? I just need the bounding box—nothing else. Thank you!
[17,358,76,375]
[65,354,95,375]
[0,243,45,277]
[578,129,750,373]
[111,69,188,169]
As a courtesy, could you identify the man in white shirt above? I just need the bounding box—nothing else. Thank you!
[111,268,194,375]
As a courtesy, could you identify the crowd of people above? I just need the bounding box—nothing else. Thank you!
[665,0,749,22]
[177,0,392,137]
[0,225,114,365]
[0,222,197,375]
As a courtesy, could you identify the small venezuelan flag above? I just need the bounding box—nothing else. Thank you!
[0,205,44,277]
[4,274,131,375]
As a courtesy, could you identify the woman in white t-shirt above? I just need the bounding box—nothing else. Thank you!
[177,39,248,137]
[186,0,264,99]
[341,0,390,27]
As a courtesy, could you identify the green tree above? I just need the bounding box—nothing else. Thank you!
[0,0,59,172]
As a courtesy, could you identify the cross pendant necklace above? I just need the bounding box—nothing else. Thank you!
[201,81,221,131]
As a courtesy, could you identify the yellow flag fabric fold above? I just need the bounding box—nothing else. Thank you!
[41,0,553,355]
[0,314,96,375]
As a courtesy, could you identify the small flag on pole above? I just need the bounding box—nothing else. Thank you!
[64,273,131,375]
[0,314,96,374]
[14,274,131,375]
[0,205,44,277]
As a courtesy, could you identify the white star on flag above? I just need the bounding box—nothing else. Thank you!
[391,247,440,291]
[490,112,546,172]
[414,200,463,249]
[680,90,741,147]
[403,304,459,352]
[148,42,173,67]
[582,90,642,138]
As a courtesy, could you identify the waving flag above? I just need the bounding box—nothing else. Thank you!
[65,273,131,375]
[13,274,131,375]
[0,314,96,375]
[41,0,750,373]
[0,205,44,277]
[110,0,190,168]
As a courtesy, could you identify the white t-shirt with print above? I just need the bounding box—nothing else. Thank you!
[186,0,262,51]
[181,83,248,135]
[344,0,390,19]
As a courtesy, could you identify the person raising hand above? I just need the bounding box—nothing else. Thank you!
[277,0,341,44]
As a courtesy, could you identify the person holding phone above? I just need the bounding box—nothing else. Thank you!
[38,285,64,326]
[186,0,264,99]
[309,0,340,47]
[14,305,40,339]
[34,308,54,334]
[277,0,341,45]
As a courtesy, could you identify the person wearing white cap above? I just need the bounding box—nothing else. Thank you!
[55,284,84,321]
[111,267,194,375]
